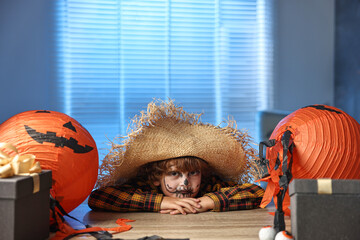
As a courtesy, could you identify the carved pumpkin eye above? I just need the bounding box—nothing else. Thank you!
[0,110,99,215]
[303,104,342,114]
[63,121,77,132]
[35,110,51,113]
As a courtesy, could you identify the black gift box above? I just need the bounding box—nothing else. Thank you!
[0,170,52,240]
[289,178,360,240]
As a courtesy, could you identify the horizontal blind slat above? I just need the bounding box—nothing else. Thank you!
[56,0,273,158]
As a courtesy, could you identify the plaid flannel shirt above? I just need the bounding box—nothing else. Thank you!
[88,175,264,212]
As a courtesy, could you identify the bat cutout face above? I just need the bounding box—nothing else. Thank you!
[24,125,93,153]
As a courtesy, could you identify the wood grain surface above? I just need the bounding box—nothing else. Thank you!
[52,203,291,240]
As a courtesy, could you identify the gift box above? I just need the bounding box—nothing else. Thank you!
[289,178,360,240]
[0,170,52,240]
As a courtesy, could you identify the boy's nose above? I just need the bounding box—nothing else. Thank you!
[183,178,189,186]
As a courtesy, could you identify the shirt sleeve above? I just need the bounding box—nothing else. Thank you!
[203,183,264,212]
[88,184,163,212]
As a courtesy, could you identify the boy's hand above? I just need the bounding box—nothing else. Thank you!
[160,196,201,215]
[195,196,215,213]
[160,196,214,215]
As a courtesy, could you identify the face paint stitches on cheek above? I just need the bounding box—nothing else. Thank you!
[162,170,201,198]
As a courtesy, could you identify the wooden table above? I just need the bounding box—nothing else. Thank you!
[56,203,291,240]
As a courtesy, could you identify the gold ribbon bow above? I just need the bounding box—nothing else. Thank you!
[0,142,42,193]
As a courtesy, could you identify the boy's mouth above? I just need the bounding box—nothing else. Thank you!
[175,189,194,198]
[178,189,193,194]
[164,182,195,197]
[171,187,194,194]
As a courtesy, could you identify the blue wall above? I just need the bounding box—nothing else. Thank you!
[0,0,351,124]
[0,0,58,124]
[274,0,335,111]
[335,0,360,122]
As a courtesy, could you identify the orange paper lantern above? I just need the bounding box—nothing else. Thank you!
[0,110,98,213]
[259,105,360,213]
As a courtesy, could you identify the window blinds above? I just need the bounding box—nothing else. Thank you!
[56,0,273,158]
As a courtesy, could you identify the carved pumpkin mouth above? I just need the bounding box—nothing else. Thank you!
[24,125,94,154]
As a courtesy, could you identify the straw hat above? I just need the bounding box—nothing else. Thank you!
[97,99,259,187]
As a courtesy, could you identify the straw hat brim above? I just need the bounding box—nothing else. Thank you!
[97,99,259,187]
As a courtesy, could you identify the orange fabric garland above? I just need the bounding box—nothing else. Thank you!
[51,218,134,240]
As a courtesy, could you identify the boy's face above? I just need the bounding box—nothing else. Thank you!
[154,165,202,198]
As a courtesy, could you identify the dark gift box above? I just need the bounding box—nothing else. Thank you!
[0,170,52,240]
[289,178,360,240]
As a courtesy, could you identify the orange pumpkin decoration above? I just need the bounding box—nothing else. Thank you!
[258,105,360,232]
[0,110,98,213]
[259,104,360,214]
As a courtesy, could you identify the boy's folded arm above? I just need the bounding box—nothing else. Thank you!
[204,183,265,212]
[88,185,163,212]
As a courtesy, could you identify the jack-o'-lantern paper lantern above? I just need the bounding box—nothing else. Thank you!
[259,105,360,215]
[0,110,98,213]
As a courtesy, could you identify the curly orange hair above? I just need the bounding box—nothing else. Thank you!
[139,156,211,182]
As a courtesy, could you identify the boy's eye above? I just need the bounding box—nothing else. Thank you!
[168,171,179,176]
[189,170,200,176]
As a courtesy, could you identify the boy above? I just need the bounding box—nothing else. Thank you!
[88,99,264,214]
